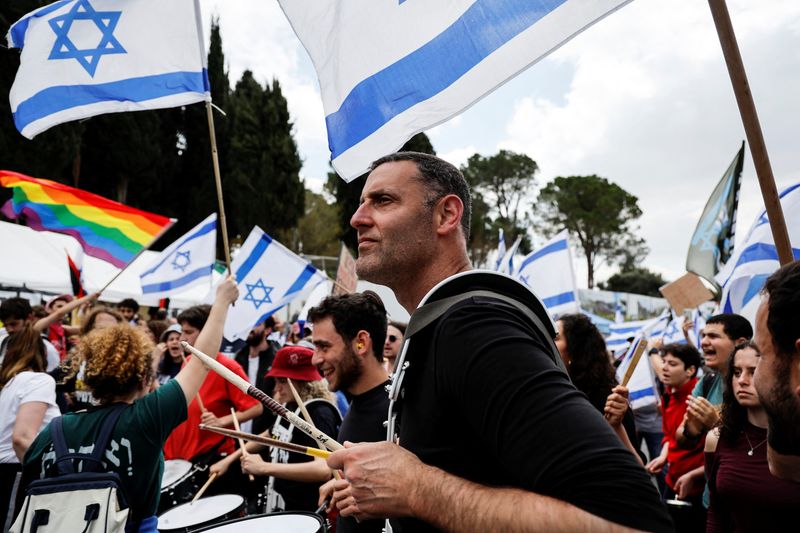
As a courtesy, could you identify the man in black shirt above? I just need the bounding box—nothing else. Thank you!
[325,152,672,532]
[308,292,391,533]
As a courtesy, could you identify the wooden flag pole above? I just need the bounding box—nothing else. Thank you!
[206,101,233,273]
[707,0,793,265]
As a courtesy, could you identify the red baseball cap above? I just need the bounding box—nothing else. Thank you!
[265,345,322,382]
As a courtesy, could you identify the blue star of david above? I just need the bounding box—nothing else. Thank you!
[519,274,530,286]
[171,250,191,272]
[244,278,274,310]
[48,0,126,77]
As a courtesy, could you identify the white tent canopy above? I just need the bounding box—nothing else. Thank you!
[0,221,217,308]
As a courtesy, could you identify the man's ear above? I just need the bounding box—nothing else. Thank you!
[353,330,371,358]
[434,195,464,237]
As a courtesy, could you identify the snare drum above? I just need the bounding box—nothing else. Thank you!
[159,460,207,514]
[157,494,245,532]
[192,512,326,533]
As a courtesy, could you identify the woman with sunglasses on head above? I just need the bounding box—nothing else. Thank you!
[704,341,800,532]
[210,345,342,513]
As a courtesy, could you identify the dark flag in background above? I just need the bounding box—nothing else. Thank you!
[686,142,745,287]
[67,251,86,297]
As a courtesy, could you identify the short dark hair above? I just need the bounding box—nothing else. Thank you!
[118,298,139,313]
[0,297,32,322]
[706,313,753,341]
[662,343,702,375]
[264,316,276,331]
[370,151,472,242]
[177,305,211,330]
[307,291,388,362]
[762,261,800,358]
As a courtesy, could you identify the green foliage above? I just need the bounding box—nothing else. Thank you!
[326,133,436,252]
[600,267,666,297]
[536,175,645,288]
[281,189,341,257]
[460,150,539,263]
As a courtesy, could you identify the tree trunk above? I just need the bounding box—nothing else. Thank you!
[587,253,595,289]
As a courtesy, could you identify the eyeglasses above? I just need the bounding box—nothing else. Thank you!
[388,335,399,343]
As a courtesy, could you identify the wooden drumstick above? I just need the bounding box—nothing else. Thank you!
[621,339,648,387]
[182,342,343,451]
[191,472,217,502]
[230,407,255,482]
[287,378,343,481]
[181,353,206,411]
[200,425,332,459]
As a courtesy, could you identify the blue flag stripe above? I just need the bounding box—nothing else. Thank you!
[13,70,209,134]
[282,264,319,298]
[236,233,273,282]
[141,218,216,277]
[518,238,568,272]
[325,0,565,158]
[630,388,655,401]
[141,265,213,294]
[542,290,575,308]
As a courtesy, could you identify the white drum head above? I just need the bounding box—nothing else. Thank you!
[158,494,244,529]
[161,460,193,489]
[197,513,323,532]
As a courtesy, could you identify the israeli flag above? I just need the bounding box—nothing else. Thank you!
[139,213,216,297]
[279,0,632,180]
[515,231,579,316]
[493,228,506,271]
[605,314,669,351]
[498,236,522,275]
[224,227,328,341]
[716,182,800,316]
[7,0,210,139]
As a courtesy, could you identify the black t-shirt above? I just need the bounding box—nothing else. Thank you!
[391,294,673,533]
[272,400,341,512]
[336,381,391,533]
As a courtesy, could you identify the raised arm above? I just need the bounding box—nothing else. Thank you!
[32,292,99,332]
[175,277,238,405]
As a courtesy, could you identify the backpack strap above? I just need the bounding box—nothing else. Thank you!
[406,289,567,373]
[52,403,128,476]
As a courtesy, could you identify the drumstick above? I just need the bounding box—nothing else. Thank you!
[191,472,218,502]
[181,353,206,411]
[230,407,255,482]
[288,378,343,481]
[621,339,648,387]
[182,341,343,451]
[199,425,331,459]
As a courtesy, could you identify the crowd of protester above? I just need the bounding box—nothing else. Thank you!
[1,153,799,533]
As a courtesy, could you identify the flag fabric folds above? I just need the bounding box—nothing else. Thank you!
[716,182,800,315]
[67,248,85,297]
[493,229,506,271]
[686,142,745,285]
[0,170,175,268]
[279,0,633,180]
[224,227,328,341]
[515,230,579,316]
[7,0,209,139]
[498,236,522,275]
[139,213,217,298]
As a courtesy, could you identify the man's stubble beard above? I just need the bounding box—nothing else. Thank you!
[760,355,800,454]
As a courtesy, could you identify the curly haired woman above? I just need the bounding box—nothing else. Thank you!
[17,278,239,532]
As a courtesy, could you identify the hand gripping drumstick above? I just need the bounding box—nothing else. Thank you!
[182,341,343,451]
[200,425,331,459]
[230,407,255,482]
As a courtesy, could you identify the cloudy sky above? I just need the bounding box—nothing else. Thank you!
[199,0,800,287]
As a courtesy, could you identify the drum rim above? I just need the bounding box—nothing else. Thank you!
[189,511,325,532]
[161,459,194,489]
[157,494,246,529]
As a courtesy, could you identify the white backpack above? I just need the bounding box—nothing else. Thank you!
[11,405,130,533]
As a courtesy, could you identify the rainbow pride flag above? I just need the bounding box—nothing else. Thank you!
[1,170,175,268]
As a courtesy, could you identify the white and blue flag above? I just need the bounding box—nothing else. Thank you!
[279,0,633,180]
[7,0,210,139]
[716,182,800,315]
[605,313,669,352]
[498,236,522,275]
[139,213,216,298]
[493,228,506,271]
[224,227,328,341]
[514,231,579,316]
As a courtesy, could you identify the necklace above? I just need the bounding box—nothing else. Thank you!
[744,431,768,456]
